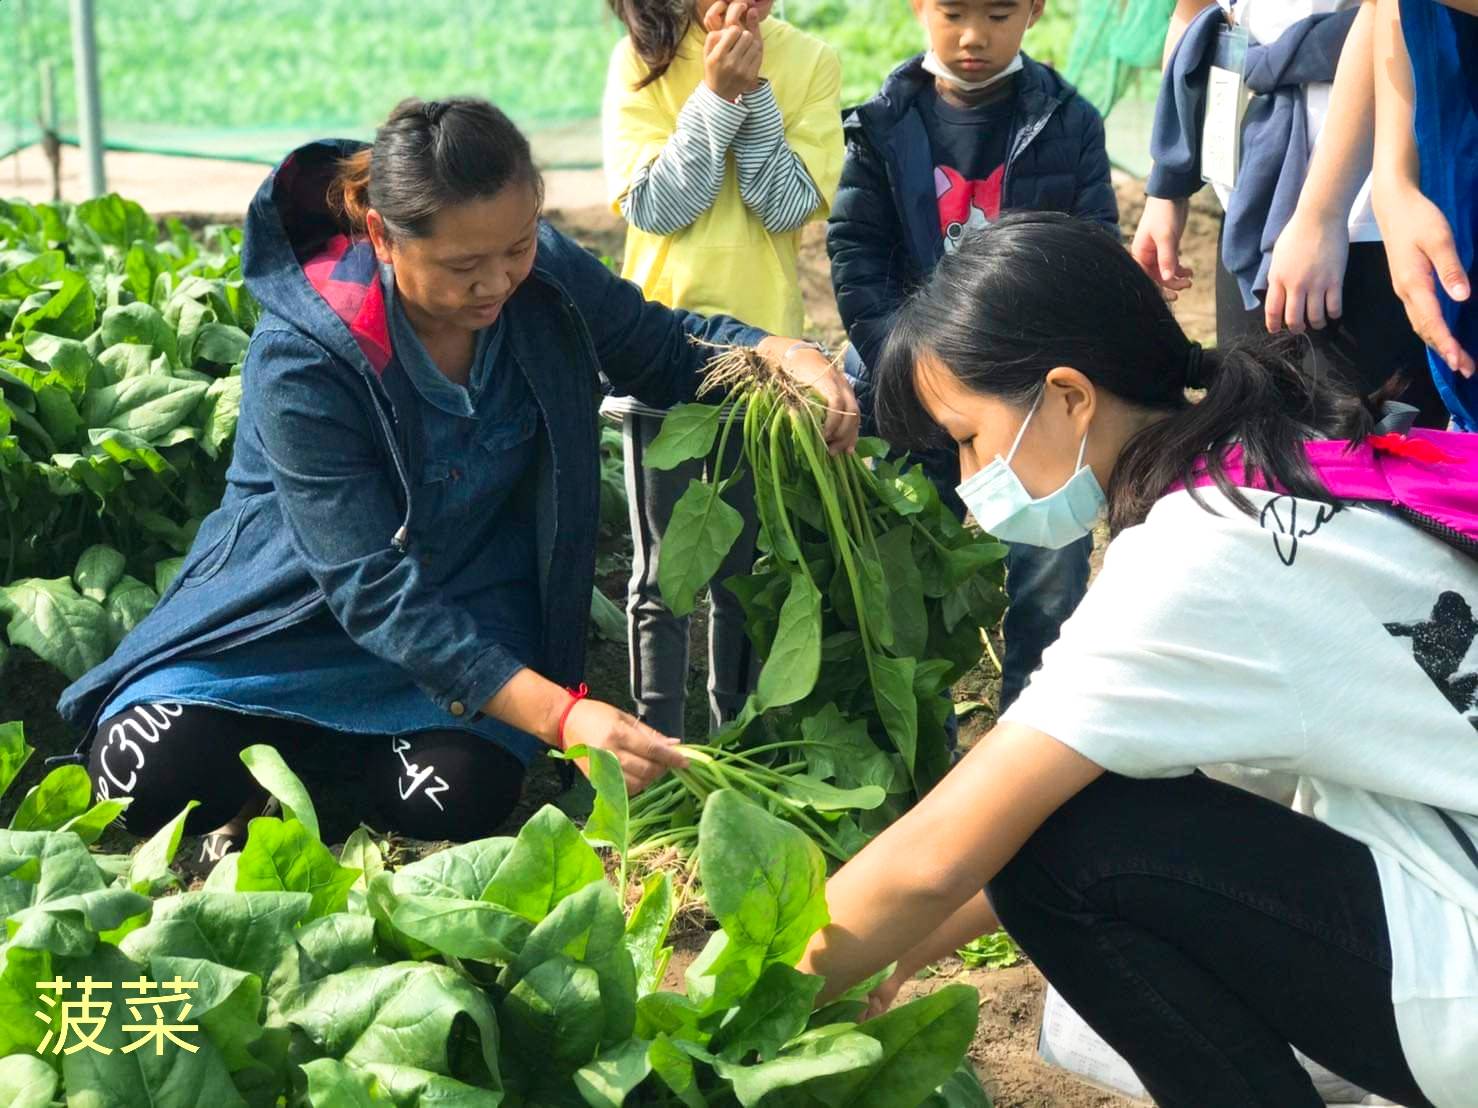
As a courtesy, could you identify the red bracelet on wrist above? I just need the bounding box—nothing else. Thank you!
[556,683,590,750]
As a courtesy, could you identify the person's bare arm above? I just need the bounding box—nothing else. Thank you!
[1131,197,1194,298]
[1164,0,1220,67]
[1372,0,1420,208]
[1265,0,1377,333]
[799,722,1104,1002]
[861,893,1001,1017]
[1134,0,1218,298]
[1372,0,1473,374]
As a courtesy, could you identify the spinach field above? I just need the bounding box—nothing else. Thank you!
[2,0,1076,164]
[0,723,988,1105]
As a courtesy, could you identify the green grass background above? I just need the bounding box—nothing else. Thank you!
[0,0,1079,163]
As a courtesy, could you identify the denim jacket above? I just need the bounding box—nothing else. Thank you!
[57,139,764,749]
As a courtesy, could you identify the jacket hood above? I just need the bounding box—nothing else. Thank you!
[846,51,1073,139]
[242,139,392,378]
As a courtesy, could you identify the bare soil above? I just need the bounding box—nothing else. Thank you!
[0,171,1221,1107]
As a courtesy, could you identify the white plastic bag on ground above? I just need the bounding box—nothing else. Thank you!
[1038,984,1402,1106]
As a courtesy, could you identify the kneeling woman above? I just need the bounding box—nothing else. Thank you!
[58,97,856,861]
[800,213,1477,1106]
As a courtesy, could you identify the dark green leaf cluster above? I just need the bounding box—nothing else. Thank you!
[0,197,254,677]
[0,725,988,1107]
[632,379,1008,862]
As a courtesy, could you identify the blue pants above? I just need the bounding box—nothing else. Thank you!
[999,537,1091,712]
[849,351,1090,713]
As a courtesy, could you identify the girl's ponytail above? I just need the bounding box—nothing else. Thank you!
[608,0,692,89]
[1107,338,1376,533]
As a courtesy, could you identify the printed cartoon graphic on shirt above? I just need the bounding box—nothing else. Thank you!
[1386,592,1478,730]
[936,165,1004,253]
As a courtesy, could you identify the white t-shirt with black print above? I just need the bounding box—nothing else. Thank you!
[1004,486,1478,1106]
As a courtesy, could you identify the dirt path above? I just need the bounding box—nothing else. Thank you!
[0,143,608,224]
[920,962,1137,1108]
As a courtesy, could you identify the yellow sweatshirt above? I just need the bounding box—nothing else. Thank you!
[602,18,843,336]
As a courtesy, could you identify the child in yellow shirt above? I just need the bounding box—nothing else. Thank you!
[602,0,843,738]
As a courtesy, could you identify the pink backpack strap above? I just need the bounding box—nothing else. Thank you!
[1297,439,1396,500]
[1177,430,1478,551]
[1363,431,1478,549]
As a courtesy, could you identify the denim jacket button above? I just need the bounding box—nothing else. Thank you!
[449,700,466,717]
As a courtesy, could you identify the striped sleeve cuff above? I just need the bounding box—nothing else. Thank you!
[732,81,822,233]
[619,81,747,236]
[690,79,749,140]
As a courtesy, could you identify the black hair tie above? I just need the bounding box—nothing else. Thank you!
[424,99,448,124]
[1183,341,1208,390]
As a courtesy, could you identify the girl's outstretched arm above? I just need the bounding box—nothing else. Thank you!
[799,721,1104,1003]
[861,893,1002,1017]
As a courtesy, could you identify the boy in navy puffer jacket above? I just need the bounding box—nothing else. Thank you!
[828,0,1118,713]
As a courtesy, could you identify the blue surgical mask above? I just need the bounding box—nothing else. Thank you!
[954,394,1106,549]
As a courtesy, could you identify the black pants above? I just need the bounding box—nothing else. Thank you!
[623,411,759,739]
[987,772,1434,1108]
[88,703,526,844]
[1216,237,1449,429]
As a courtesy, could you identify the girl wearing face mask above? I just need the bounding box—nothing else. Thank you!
[798,212,1478,1107]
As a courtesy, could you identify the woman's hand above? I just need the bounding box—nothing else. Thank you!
[485,670,686,795]
[1264,208,1350,334]
[797,349,862,455]
[1377,183,1474,376]
[1130,196,1194,301]
[562,698,688,794]
[760,338,862,454]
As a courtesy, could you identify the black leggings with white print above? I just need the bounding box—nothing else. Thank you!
[88,703,527,854]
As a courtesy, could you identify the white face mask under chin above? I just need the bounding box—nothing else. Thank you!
[954,394,1107,550]
[921,51,1024,94]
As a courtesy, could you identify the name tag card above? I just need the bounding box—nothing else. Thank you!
[1201,25,1251,192]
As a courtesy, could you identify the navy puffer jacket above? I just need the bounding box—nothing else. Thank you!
[828,54,1119,376]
